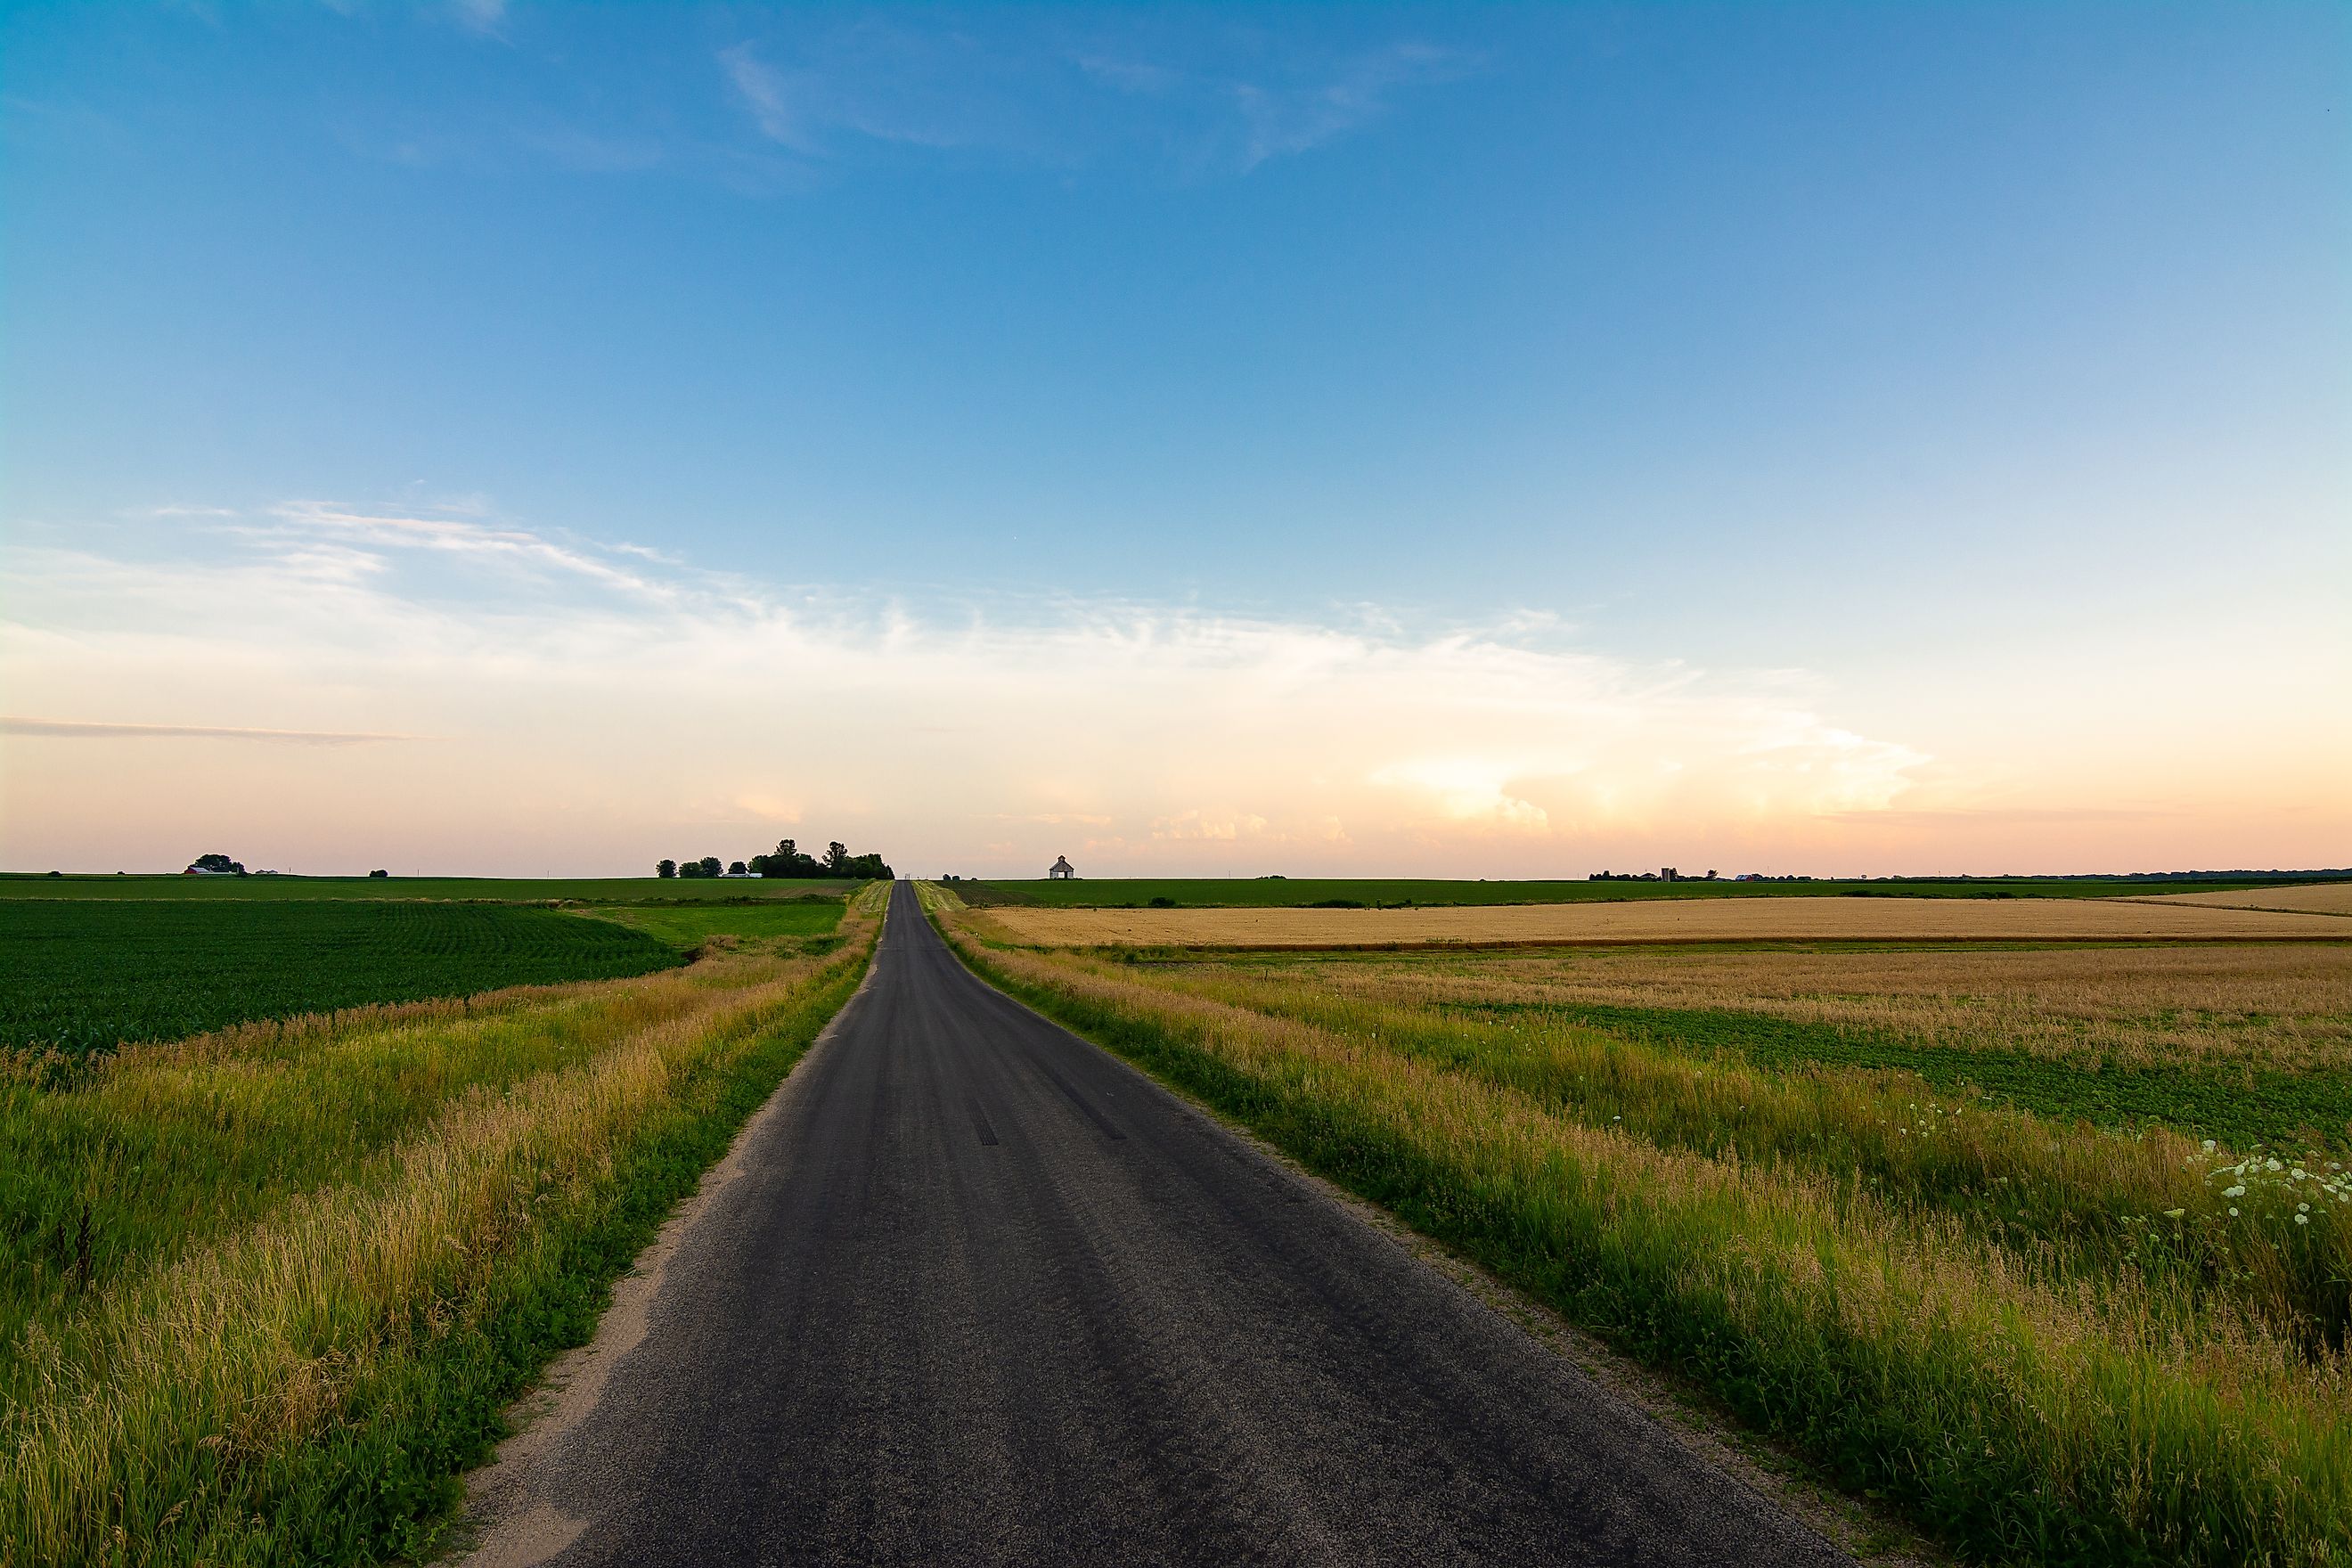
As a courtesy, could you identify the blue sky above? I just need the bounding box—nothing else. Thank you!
[3,3,2346,877]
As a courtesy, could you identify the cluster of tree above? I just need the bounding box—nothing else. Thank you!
[657,838,893,881]
[1588,869,1719,882]
[189,853,249,876]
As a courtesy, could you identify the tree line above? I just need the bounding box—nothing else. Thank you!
[657,838,894,881]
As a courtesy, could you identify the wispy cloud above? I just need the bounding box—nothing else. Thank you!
[448,0,507,40]
[306,12,1473,186]
[1230,43,1473,170]
[716,20,1475,176]
[719,45,806,151]
[3,717,412,746]
[221,500,740,609]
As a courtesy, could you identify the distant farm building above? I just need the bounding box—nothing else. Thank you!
[1049,855,1075,880]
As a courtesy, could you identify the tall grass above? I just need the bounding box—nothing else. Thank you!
[0,885,885,1568]
[927,893,2352,1566]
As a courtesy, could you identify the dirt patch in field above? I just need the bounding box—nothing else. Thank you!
[975,896,2351,950]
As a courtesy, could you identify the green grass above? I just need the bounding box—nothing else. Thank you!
[579,898,845,949]
[0,901,683,1058]
[0,873,867,902]
[1433,996,2352,1153]
[951,874,2340,909]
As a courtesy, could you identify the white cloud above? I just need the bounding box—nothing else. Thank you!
[714,24,1474,176]
[0,501,1943,877]
[449,0,507,39]
[719,45,808,151]
[1231,43,1472,170]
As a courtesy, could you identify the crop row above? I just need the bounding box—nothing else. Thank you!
[0,901,685,1058]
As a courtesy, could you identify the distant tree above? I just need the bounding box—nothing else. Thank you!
[728,861,748,877]
[368,869,389,879]
[191,852,248,876]
[755,838,823,878]
[697,855,723,878]
[824,841,850,875]
[657,859,677,878]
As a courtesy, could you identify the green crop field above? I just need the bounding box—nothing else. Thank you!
[0,902,686,1058]
[0,873,870,902]
[949,873,2339,909]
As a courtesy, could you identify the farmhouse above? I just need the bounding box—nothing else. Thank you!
[1049,855,1075,880]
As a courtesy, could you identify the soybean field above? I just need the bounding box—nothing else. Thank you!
[0,901,684,1058]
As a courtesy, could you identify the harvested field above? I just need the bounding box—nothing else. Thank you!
[976,894,2351,949]
[2145,881,2352,916]
[946,874,2348,909]
[1237,942,2352,1072]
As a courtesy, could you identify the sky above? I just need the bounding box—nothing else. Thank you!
[2,1,2346,879]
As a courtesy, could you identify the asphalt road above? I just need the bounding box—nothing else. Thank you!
[461,881,1850,1567]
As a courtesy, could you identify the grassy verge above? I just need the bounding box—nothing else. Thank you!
[922,890,2350,1566]
[0,885,886,1567]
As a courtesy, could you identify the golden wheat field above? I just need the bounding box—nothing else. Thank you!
[1218,942,2352,1071]
[975,894,2351,949]
[2145,881,2352,915]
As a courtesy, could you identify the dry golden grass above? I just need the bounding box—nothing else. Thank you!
[1244,943,2352,1071]
[2144,882,2352,916]
[976,895,2349,950]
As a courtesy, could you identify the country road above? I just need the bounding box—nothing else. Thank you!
[460,881,1851,1567]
